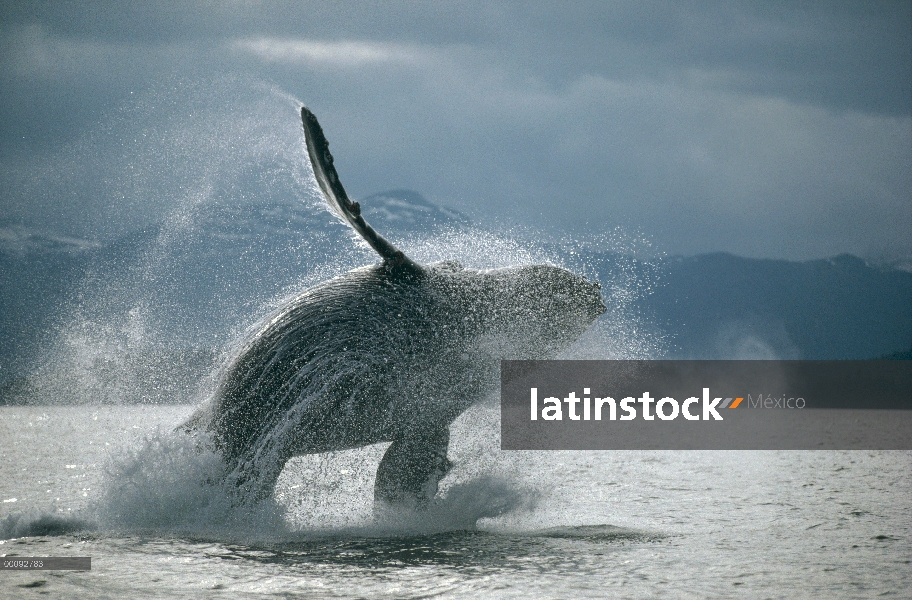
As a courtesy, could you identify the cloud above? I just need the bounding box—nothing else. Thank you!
[0,2,909,261]
[233,38,425,68]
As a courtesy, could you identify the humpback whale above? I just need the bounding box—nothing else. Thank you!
[183,107,606,510]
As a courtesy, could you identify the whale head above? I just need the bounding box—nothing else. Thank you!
[428,262,606,360]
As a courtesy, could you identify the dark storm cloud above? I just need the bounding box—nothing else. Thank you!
[1,1,910,259]
[5,1,908,114]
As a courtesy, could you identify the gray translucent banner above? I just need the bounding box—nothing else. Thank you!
[501,360,912,450]
[1,557,91,570]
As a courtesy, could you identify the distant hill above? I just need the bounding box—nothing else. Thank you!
[0,190,471,402]
[624,252,912,360]
[0,223,106,382]
[358,190,471,233]
[2,192,910,403]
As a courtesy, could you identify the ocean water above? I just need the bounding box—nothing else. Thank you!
[2,404,909,599]
[2,83,909,598]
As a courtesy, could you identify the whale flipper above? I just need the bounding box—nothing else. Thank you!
[374,427,452,511]
[304,106,447,511]
[301,106,417,270]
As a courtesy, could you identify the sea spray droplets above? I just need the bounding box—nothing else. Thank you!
[95,430,283,535]
[16,81,332,406]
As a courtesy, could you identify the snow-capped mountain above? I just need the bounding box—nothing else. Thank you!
[2,191,910,404]
[0,190,471,401]
[358,190,471,233]
[0,224,103,256]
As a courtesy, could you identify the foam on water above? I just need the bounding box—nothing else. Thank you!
[1,408,540,542]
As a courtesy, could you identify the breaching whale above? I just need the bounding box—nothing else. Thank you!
[182,107,606,509]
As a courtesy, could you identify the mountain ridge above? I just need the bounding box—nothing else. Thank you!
[2,191,910,403]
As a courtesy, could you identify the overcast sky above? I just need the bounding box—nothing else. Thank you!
[1,1,910,260]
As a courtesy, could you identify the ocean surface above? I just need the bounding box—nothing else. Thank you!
[2,404,909,599]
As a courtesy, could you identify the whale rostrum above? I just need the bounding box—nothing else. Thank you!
[182,106,607,510]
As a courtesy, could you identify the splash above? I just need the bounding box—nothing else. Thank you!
[4,79,667,540]
[81,395,540,539]
[93,429,288,538]
[14,78,347,406]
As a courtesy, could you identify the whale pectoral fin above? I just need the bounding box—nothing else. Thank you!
[374,427,451,511]
[301,106,417,270]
